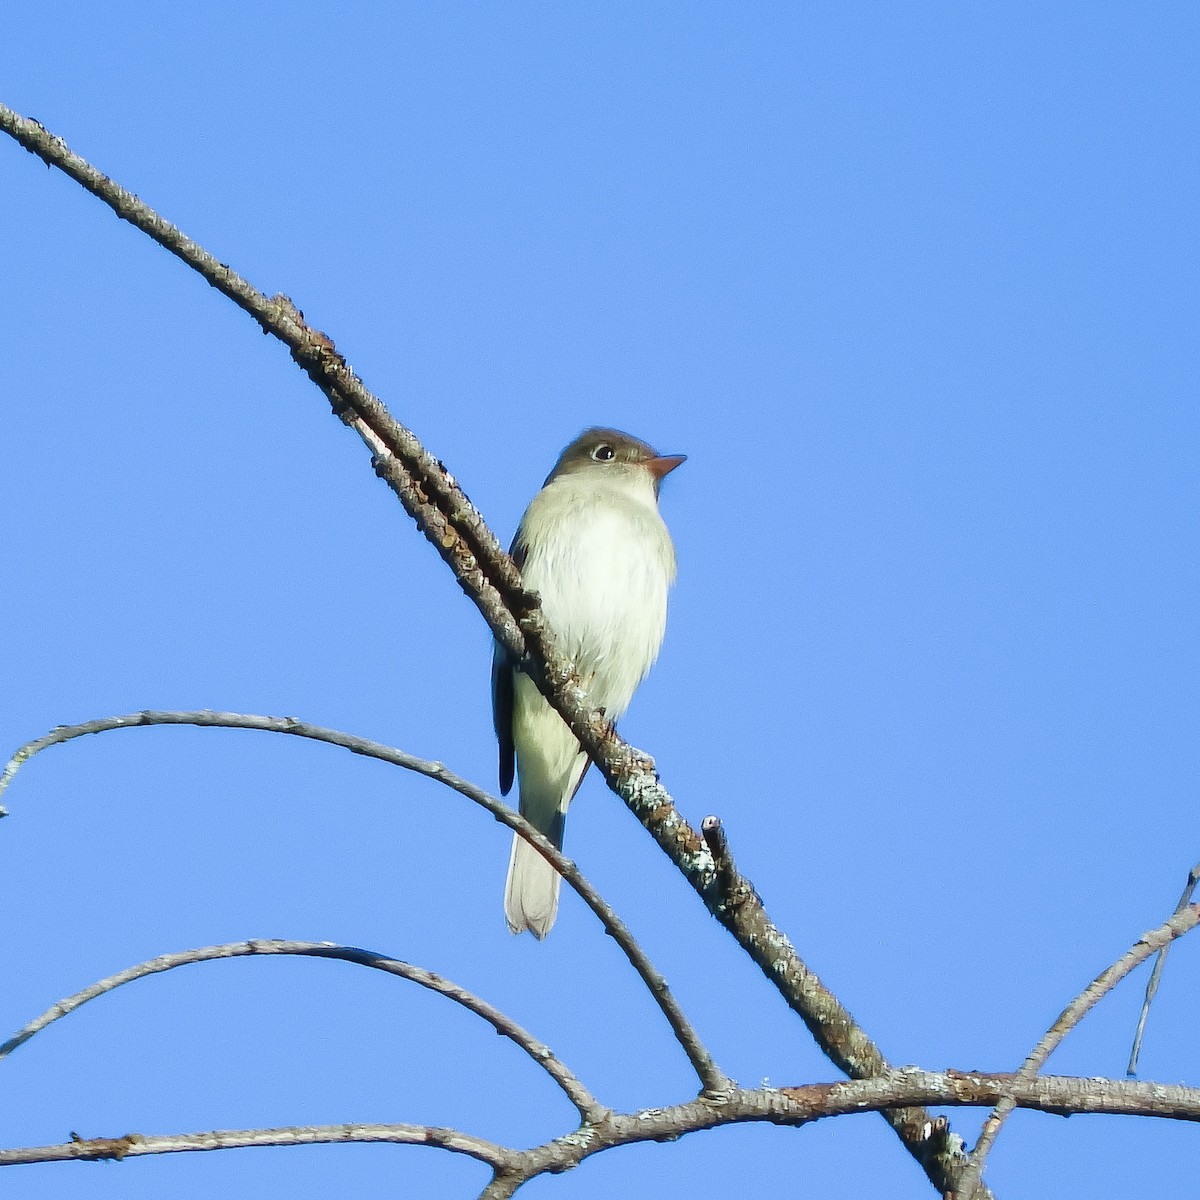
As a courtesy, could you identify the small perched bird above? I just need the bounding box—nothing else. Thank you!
[493,427,685,938]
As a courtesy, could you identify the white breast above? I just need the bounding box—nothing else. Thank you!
[518,471,676,720]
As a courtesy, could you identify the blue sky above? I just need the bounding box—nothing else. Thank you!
[2,4,1198,1197]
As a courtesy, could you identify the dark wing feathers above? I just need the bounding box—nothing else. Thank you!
[492,650,515,795]
[491,535,527,796]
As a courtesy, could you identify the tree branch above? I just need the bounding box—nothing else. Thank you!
[0,100,986,1193]
[1128,861,1200,1075]
[0,939,604,1121]
[0,710,723,1093]
[0,1123,512,1170]
[3,1072,1197,1175]
[959,900,1200,1198]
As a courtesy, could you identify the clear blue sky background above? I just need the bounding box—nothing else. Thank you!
[2,4,1197,1197]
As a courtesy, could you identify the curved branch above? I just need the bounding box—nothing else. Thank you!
[960,900,1200,1198]
[0,101,985,1192]
[0,939,602,1121]
[0,710,723,1093]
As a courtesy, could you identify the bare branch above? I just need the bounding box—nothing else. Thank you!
[0,101,992,1191]
[959,900,1200,1198]
[4,1072,1197,1175]
[529,1072,1200,1174]
[0,710,723,1093]
[0,939,603,1120]
[1128,861,1200,1075]
[0,1123,512,1169]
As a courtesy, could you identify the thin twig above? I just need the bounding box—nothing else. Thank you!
[700,816,758,914]
[958,901,1200,1199]
[0,939,603,1121]
[700,816,736,902]
[1128,861,1200,1075]
[0,710,725,1093]
[0,101,988,1193]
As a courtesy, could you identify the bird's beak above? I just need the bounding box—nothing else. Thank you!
[645,453,687,479]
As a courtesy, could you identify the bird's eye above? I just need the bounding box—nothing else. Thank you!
[591,444,616,462]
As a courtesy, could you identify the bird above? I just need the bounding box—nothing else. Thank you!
[493,427,685,938]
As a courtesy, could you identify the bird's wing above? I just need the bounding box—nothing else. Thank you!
[492,648,516,795]
[491,536,527,796]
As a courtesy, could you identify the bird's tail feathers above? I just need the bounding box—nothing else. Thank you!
[504,759,584,939]
[504,832,563,939]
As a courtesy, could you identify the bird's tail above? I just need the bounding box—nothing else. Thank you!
[504,830,562,940]
[504,758,586,939]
